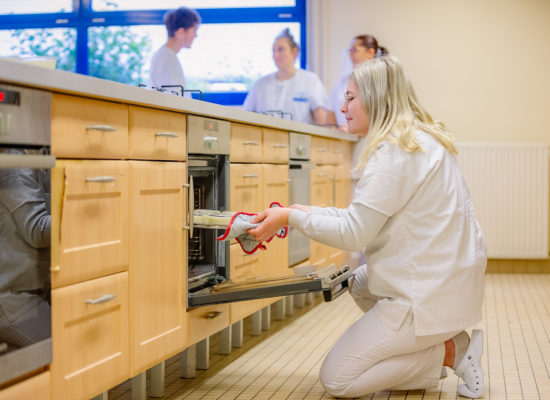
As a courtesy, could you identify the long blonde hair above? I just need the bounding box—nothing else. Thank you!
[352,55,456,169]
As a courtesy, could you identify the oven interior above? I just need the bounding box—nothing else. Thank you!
[187,154,229,293]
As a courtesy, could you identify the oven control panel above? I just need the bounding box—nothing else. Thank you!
[187,115,230,155]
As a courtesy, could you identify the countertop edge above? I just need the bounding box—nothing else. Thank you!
[0,60,357,142]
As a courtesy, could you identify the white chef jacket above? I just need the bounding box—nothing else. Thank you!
[289,131,487,335]
[148,45,187,93]
[243,69,329,124]
[329,74,350,127]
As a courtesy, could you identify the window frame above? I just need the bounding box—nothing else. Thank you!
[0,0,306,105]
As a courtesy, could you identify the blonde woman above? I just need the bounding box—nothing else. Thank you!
[248,55,486,398]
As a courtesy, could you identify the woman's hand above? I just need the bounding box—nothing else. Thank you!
[248,207,292,242]
[289,204,311,213]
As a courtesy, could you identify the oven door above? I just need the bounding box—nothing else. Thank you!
[187,264,353,307]
[0,149,55,385]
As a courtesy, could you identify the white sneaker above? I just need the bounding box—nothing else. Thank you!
[454,329,483,398]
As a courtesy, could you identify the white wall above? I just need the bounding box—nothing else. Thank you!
[314,0,550,143]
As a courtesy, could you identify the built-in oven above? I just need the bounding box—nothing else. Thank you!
[288,132,313,266]
[185,118,352,308]
[0,84,54,385]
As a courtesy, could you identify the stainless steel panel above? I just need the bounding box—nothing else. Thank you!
[0,84,51,146]
[187,115,230,155]
[289,132,311,160]
[288,160,312,266]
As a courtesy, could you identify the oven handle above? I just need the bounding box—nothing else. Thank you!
[0,154,56,169]
[183,175,194,238]
[85,294,116,305]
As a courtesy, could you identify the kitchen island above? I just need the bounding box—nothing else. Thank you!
[0,60,356,400]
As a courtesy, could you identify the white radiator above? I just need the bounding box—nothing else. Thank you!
[456,143,549,259]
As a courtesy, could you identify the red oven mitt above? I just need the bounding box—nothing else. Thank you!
[217,202,288,254]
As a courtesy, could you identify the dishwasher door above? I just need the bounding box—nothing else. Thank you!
[288,161,314,266]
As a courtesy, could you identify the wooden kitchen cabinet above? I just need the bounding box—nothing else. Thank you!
[51,160,129,289]
[260,164,289,277]
[230,163,263,212]
[0,371,50,400]
[262,128,289,164]
[128,105,186,161]
[310,136,330,165]
[310,165,334,208]
[51,93,128,159]
[128,161,188,375]
[230,123,263,163]
[50,272,129,400]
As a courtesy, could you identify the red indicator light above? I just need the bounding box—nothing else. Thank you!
[0,92,4,102]
[208,123,213,129]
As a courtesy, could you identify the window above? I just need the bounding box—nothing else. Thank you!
[0,0,306,105]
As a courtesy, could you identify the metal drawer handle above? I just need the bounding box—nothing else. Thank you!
[85,124,117,132]
[317,173,328,177]
[274,144,288,148]
[201,311,222,319]
[85,176,116,183]
[243,174,259,178]
[243,141,260,146]
[334,149,343,153]
[155,131,179,138]
[85,294,116,305]
[317,147,328,152]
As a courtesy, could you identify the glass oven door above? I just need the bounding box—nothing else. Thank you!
[0,148,55,385]
[187,264,353,308]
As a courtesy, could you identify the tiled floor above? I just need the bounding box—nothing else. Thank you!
[109,273,550,399]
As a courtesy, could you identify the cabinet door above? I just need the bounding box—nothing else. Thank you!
[51,94,128,159]
[261,164,289,276]
[0,371,50,400]
[230,123,262,163]
[51,160,129,288]
[129,161,187,375]
[50,272,129,400]
[128,105,186,161]
[310,136,329,165]
[310,165,334,207]
[230,163,262,212]
[262,128,289,164]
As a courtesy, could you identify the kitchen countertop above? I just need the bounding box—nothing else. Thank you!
[0,60,357,142]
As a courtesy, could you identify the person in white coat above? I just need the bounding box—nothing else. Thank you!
[328,34,388,131]
[148,7,201,92]
[243,28,330,125]
[248,55,487,399]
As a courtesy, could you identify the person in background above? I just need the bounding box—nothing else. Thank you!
[148,6,201,92]
[247,55,486,399]
[328,34,388,131]
[243,28,330,125]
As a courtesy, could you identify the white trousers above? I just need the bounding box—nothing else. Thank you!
[319,265,460,398]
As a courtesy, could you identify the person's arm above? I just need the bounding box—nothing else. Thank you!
[312,106,328,125]
[249,202,388,251]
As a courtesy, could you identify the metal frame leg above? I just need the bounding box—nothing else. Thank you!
[220,325,232,355]
[131,372,146,400]
[275,298,285,320]
[285,295,295,316]
[231,320,243,348]
[150,361,165,398]
[251,310,262,336]
[180,345,196,378]
[261,305,271,330]
[196,337,210,370]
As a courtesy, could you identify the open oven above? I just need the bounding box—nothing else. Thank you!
[185,116,353,308]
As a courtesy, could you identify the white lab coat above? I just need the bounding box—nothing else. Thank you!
[243,69,329,124]
[289,131,486,335]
